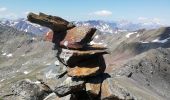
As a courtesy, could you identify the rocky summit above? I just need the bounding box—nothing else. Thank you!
[0,12,170,100]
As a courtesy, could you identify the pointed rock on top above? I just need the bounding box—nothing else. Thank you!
[27,12,75,33]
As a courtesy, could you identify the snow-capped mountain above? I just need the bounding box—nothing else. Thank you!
[75,20,118,34]
[75,20,164,33]
[0,18,164,35]
[0,18,49,35]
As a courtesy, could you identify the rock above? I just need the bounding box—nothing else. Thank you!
[55,94,72,100]
[54,77,85,97]
[58,48,108,66]
[11,79,52,100]
[70,90,90,100]
[67,66,100,78]
[67,56,106,78]
[44,93,57,100]
[85,75,102,99]
[43,63,67,79]
[100,76,165,100]
[85,73,111,100]
[27,12,75,33]
[60,26,96,49]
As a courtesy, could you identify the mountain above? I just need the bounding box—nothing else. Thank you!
[1,19,170,100]
[75,20,163,33]
[0,18,164,35]
[0,18,49,35]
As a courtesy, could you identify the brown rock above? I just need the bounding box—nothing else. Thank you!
[27,12,75,45]
[85,76,102,99]
[27,12,75,33]
[67,66,100,78]
[67,56,105,77]
[60,26,96,49]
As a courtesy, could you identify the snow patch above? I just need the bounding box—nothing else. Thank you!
[136,34,140,37]
[152,37,170,43]
[2,53,6,56]
[7,53,13,57]
[140,41,149,43]
[34,81,41,84]
[32,37,36,40]
[23,71,30,74]
[126,32,137,38]
[94,35,99,39]
[0,79,5,82]
[89,41,103,45]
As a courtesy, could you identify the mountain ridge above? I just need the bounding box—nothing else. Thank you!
[0,18,165,35]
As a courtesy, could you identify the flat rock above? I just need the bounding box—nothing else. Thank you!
[58,48,108,66]
[60,26,96,49]
[67,56,105,78]
[54,77,85,97]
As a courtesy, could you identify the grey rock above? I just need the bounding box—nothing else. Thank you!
[44,93,72,100]
[108,48,170,100]
[11,79,52,100]
[44,93,57,100]
[54,77,85,97]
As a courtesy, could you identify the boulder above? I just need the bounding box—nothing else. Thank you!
[60,26,96,49]
[100,76,165,100]
[54,77,85,97]
[11,79,52,100]
[67,56,105,78]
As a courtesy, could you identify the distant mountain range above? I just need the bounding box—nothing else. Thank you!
[0,18,49,35]
[0,18,164,35]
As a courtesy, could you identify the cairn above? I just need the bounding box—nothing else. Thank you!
[28,12,108,100]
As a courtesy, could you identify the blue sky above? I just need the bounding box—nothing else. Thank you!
[0,0,170,25]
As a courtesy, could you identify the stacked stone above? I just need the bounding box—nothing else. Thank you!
[28,12,108,100]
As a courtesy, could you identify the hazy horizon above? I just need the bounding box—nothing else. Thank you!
[0,0,170,25]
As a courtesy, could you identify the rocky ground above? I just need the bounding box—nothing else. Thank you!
[0,13,170,100]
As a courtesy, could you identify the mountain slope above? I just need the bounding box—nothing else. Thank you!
[0,23,170,99]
